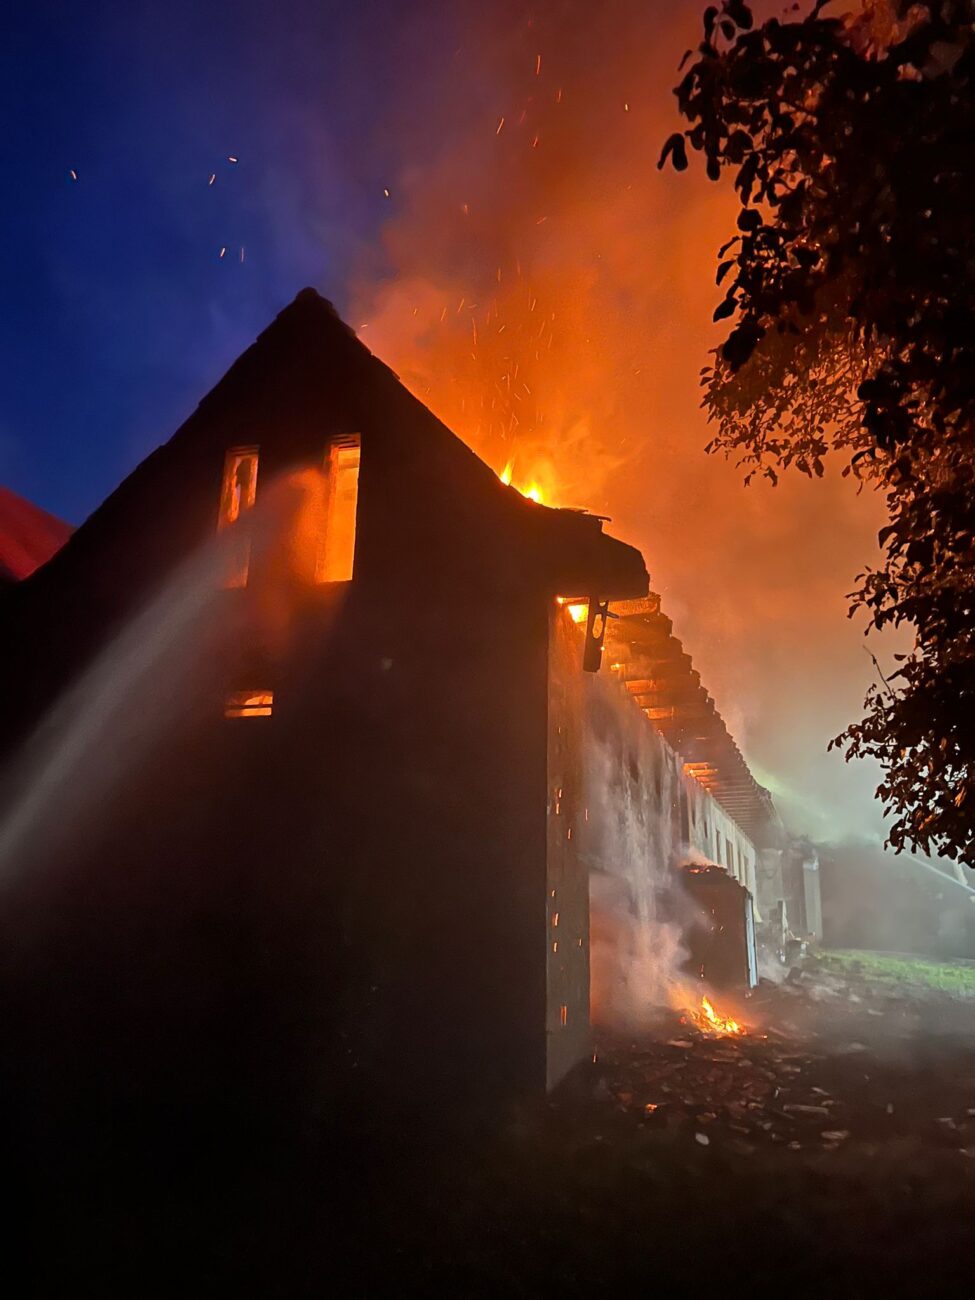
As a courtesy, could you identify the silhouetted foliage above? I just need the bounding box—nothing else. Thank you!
[662,0,975,867]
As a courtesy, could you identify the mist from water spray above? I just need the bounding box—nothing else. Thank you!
[0,470,329,890]
[0,545,229,886]
[585,675,695,1030]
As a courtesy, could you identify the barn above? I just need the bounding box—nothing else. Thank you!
[0,291,778,1167]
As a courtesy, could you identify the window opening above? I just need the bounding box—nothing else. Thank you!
[218,447,259,587]
[225,690,274,718]
[316,434,360,583]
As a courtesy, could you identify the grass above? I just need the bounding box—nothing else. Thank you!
[822,947,975,996]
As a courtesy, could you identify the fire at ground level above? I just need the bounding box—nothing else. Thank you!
[12,951,975,1296]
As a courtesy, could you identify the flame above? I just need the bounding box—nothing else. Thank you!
[499,459,546,505]
[688,995,743,1037]
[555,597,589,623]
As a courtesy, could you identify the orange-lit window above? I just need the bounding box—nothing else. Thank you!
[225,690,273,718]
[555,597,589,624]
[315,434,360,583]
[218,447,259,587]
[559,1004,568,1027]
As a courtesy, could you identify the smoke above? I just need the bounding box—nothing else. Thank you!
[584,674,697,1028]
[352,0,693,509]
[0,470,333,888]
[590,870,688,1028]
[0,544,228,886]
[342,0,904,848]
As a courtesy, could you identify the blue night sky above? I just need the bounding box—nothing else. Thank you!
[1,0,456,523]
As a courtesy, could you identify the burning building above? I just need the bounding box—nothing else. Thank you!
[0,290,784,1144]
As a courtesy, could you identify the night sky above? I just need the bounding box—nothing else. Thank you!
[2,0,435,523]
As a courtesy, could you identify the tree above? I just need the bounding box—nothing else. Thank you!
[660,0,975,867]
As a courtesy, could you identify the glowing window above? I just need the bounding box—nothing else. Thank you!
[315,434,360,583]
[218,447,259,587]
[555,597,589,624]
[225,690,273,719]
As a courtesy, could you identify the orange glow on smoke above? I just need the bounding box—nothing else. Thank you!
[346,4,898,858]
[234,467,352,664]
[282,456,360,588]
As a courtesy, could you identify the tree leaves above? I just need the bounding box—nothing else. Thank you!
[721,321,765,368]
[658,132,689,171]
[664,0,975,866]
[725,0,753,30]
[713,292,738,321]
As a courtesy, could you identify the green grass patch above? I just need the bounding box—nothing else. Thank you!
[822,948,975,996]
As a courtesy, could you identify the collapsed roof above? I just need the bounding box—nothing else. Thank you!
[608,596,775,842]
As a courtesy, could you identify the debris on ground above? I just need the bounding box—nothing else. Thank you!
[583,957,975,1160]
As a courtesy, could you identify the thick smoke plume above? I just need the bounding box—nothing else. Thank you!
[348,0,899,846]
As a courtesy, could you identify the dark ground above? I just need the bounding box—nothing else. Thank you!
[18,956,975,1297]
[342,957,975,1299]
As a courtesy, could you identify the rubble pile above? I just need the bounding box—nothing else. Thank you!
[587,960,975,1161]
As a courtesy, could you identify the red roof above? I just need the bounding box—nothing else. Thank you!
[0,486,72,583]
